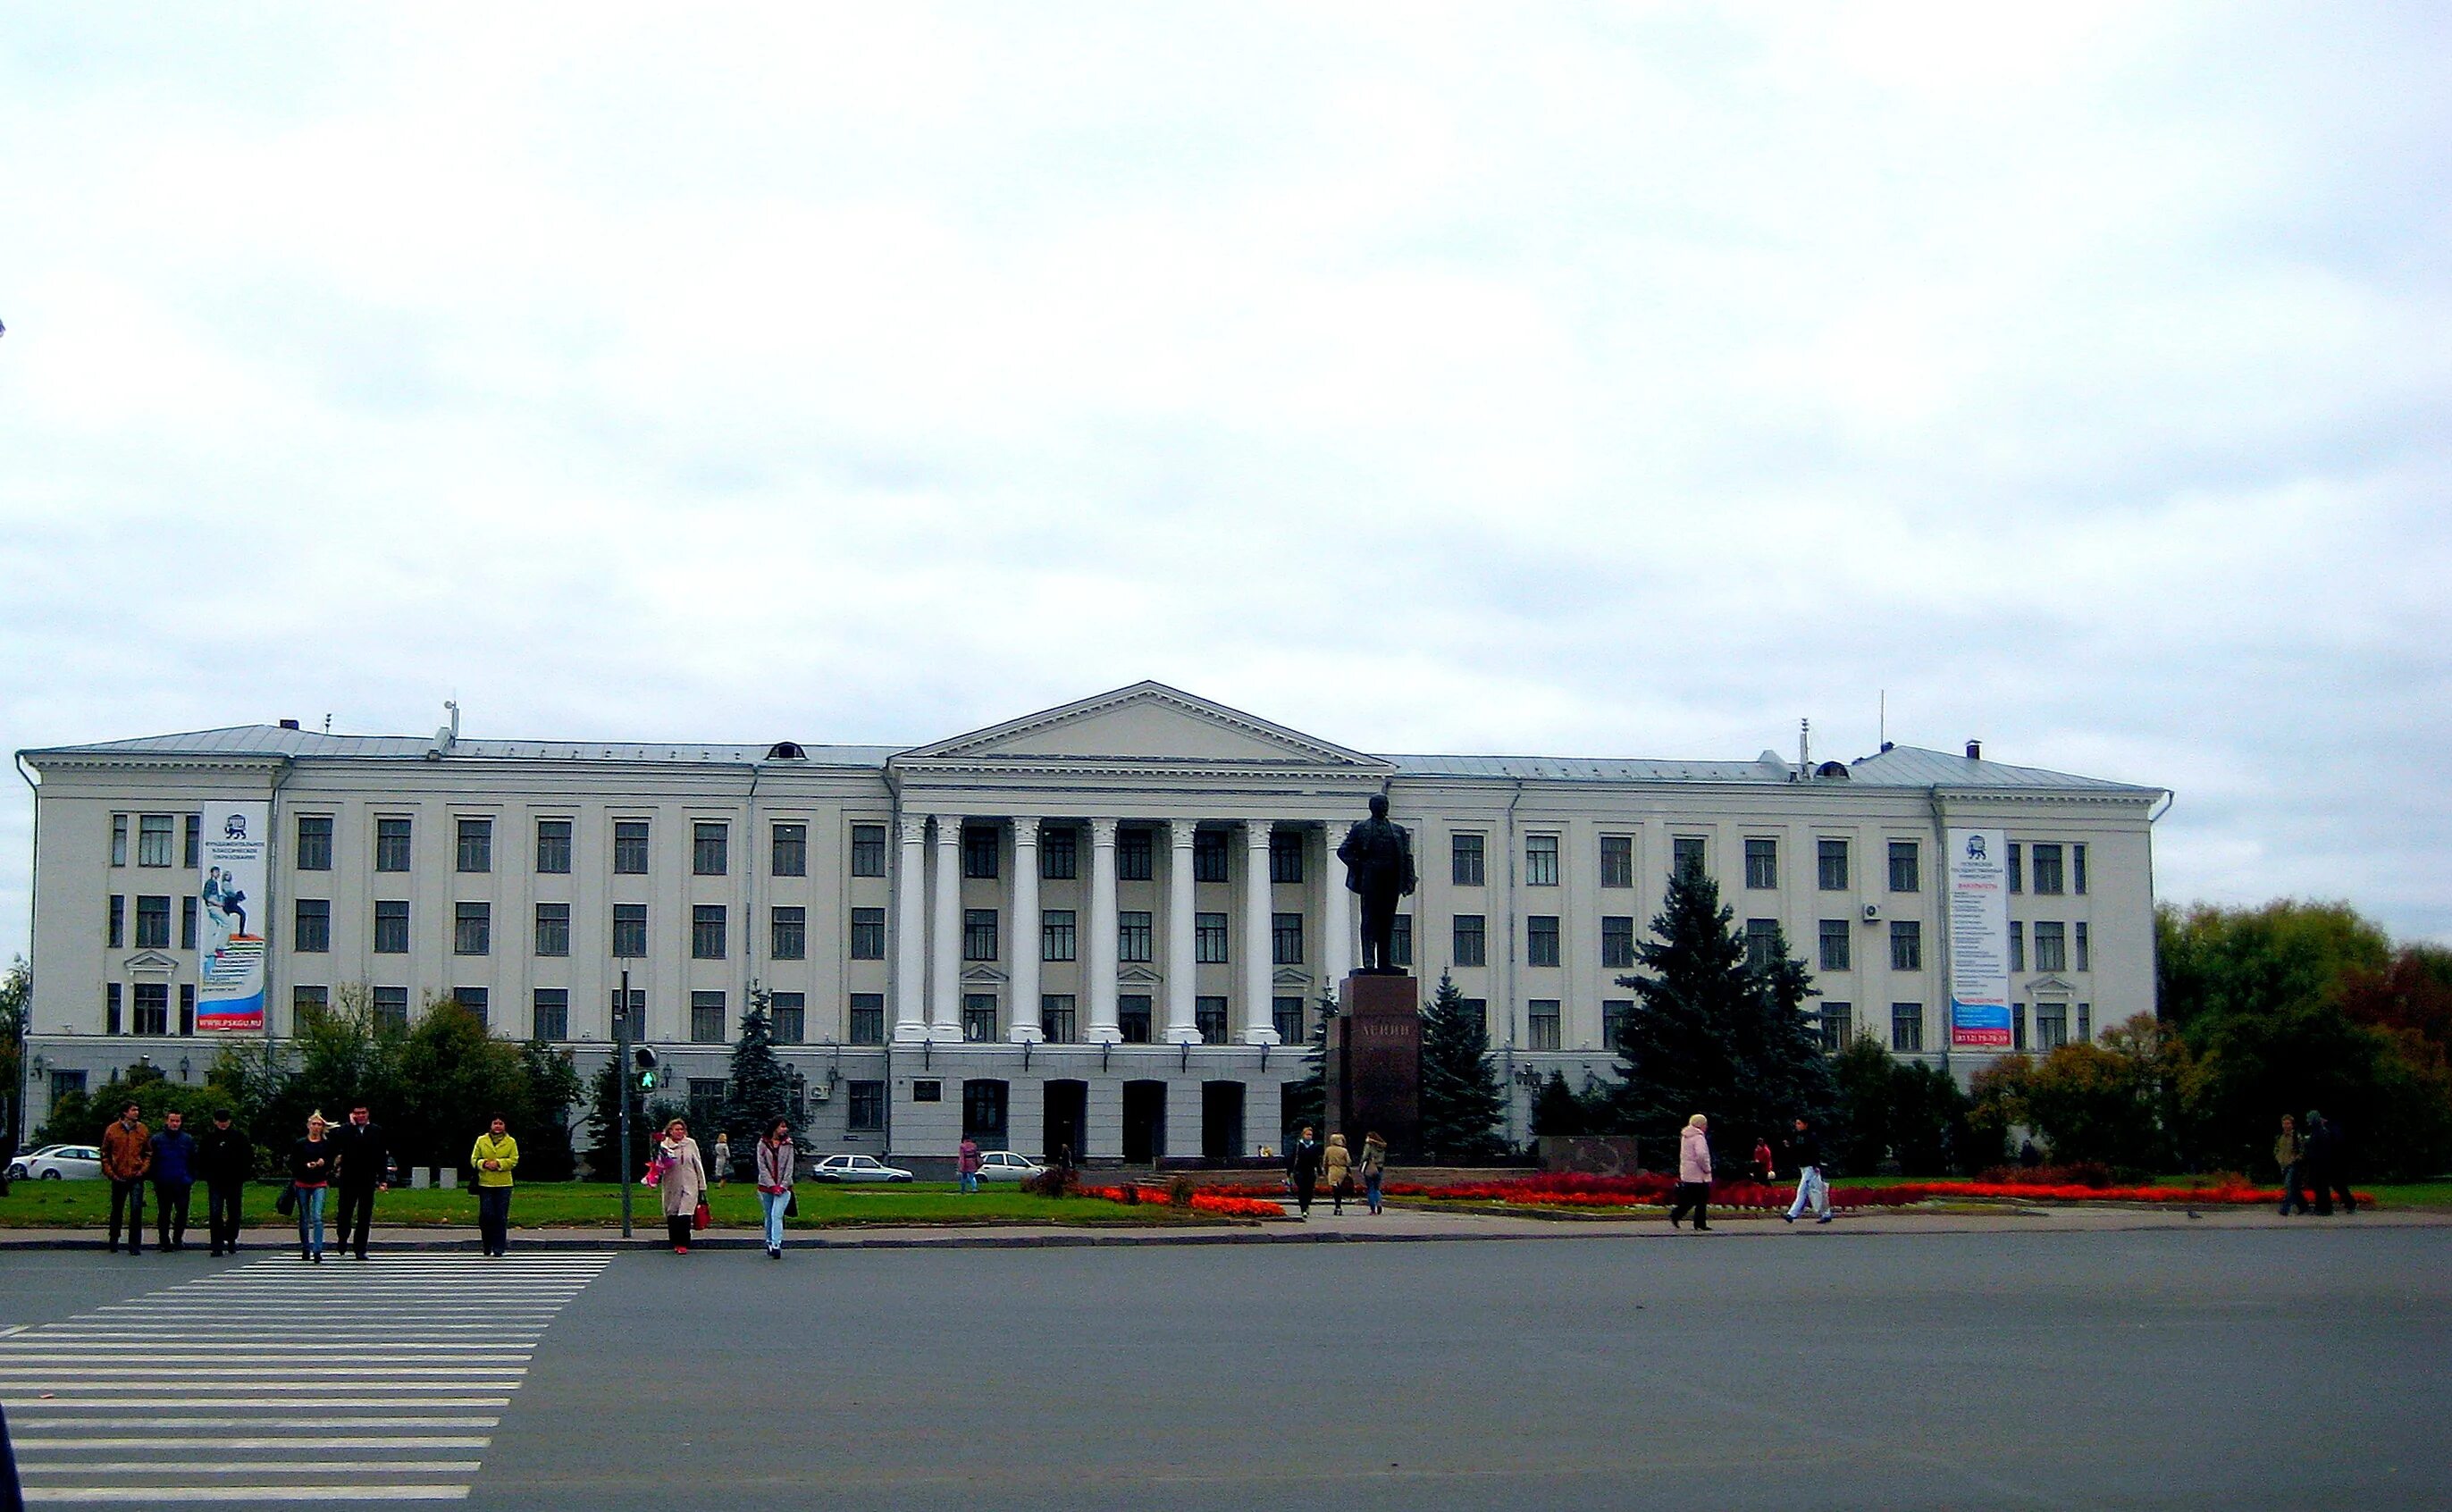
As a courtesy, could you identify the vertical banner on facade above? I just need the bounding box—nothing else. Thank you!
[197,802,269,1032]
[1946,827,2011,1048]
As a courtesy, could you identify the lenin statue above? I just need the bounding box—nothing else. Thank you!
[1338,794,1417,974]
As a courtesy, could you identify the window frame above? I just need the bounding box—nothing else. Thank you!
[296,814,334,872]
[534,819,574,875]
[770,822,808,878]
[848,906,886,962]
[1744,837,1778,890]
[534,902,571,958]
[1599,835,1633,890]
[1818,838,1849,892]
[1525,914,1561,970]
[693,821,729,878]
[692,903,727,961]
[769,905,807,962]
[1524,834,1560,888]
[456,817,493,874]
[1453,913,1486,969]
[1451,833,1485,888]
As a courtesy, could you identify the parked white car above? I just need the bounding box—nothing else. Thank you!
[976,1151,1045,1182]
[8,1144,104,1181]
[810,1154,914,1184]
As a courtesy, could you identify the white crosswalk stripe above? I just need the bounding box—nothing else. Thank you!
[3,1252,612,1505]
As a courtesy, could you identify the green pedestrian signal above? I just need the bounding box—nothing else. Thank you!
[634,1046,659,1094]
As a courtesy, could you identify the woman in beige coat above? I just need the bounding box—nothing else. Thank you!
[1323,1133,1355,1216]
[651,1117,710,1254]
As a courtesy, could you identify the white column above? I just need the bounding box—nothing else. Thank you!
[1241,821,1280,1044]
[1086,818,1121,1045]
[892,813,929,1042]
[929,815,963,1043]
[1321,820,1355,995]
[1008,818,1043,1043]
[1164,819,1200,1044]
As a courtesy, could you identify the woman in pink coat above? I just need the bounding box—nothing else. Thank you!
[1668,1113,1714,1231]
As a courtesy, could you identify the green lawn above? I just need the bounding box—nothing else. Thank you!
[1823,1173,2452,1208]
[0,1180,1221,1230]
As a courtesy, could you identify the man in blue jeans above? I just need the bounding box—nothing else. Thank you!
[1782,1117,1833,1225]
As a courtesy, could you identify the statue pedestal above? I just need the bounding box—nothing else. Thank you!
[1327,973,1421,1160]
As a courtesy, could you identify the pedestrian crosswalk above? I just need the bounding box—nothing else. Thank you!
[1,1252,613,1503]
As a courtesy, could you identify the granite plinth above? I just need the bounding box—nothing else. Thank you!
[1326,972,1421,1160]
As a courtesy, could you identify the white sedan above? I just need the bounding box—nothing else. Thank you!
[976,1151,1045,1182]
[8,1144,104,1180]
[810,1154,913,1184]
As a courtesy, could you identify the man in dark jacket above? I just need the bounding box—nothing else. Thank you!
[197,1110,254,1256]
[2306,1112,2357,1217]
[1782,1117,1832,1225]
[148,1112,198,1252]
[331,1105,390,1259]
[1286,1127,1323,1220]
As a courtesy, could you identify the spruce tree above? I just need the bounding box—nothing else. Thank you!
[1531,1071,1587,1138]
[1279,989,1335,1142]
[718,988,798,1177]
[1418,970,1507,1163]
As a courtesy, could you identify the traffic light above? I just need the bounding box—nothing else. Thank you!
[633,1046,659,1094]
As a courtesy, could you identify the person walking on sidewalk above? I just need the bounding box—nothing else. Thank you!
[755,1118,794,1259]
[712,1132,732,1188]
[1287,1127,1323,1219]
[957,1137,983,1194]
[1668,1113,1714,1231]
[291,1113,336,1263]
[2275,1113,2310,1216]
[652,1118,709,1255]
[2306,1111,2357,1216]
[471,1115,520,1256]
[1359,1131,1389,1215]
[149,1111,197,1253]
[1751,1135,1776,1186]
[198,1110,253,1256]
[100,1103,151,1256]
[1323,1133,1355,1215]
[1782,1117,1832,1225]
[331,1105,390,1260]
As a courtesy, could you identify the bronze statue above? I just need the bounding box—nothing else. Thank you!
[1338,794,1417,975]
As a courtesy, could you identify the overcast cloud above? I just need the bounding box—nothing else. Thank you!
[4,4,2449,958]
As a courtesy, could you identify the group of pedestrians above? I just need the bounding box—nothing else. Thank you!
[1281,1126,1388,1217]
[284,1105,392,1263]
[2275,1111,2357,1216]
[98,1103,254,1255]
[1667,1113,1837,1231]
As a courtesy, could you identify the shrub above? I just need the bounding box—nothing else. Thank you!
[1021,1165,1078,1198]
[1165,1174,1197,1208]
[1976,1161,2116,1189]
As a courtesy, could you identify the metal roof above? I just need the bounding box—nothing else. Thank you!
[21,726,901,769]
[1390,744,2160,794]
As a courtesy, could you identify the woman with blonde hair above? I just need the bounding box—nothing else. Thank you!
[649,1116,710,1255]
[1668,1113,1714,1231]
[1323,1132,1355,1216]
[290,1112,336,1263]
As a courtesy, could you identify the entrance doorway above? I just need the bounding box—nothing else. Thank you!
[1043,1079,1087,1165]
[1121,1080,1167,1164]
[1201,1081,1246,1162]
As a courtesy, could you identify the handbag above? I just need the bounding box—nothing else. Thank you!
[693,1198,711,1232]
[783,1190,798,1219]
[275,1182,298,1216]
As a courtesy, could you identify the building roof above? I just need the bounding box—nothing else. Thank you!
[21,726,901,769]
[1388,746,2158,794]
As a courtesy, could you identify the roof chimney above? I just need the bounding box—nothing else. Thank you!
[278,718,301,731]
[1965,739,1982,760]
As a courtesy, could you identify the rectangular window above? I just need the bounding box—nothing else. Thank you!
[2074,921,2089,972]
[773,993,810,1046]
[1890,920,1922,972]
[1527,999,1561,1051]
[692,904,726,960]
[1745,918,1779,969]
[962,825,998,879]
[1041,909,1077,962]
[1118,828,1154,882]
[1118,994,1153,1044]
[457,818,493,873]
[2014,1002,2028,1050]
[455,987,489,1027]
[294,985,328,1021]
[1673,836,1707,879]
[611,903,648,959]
[769,906,805,961]
[1194,829,1230,882]
[2035,1001,2068,1049]
[1271,911,1304,966]
[1599,835,1633,889]
[1458,997,1488,1037]
[535,819,573,875]
[961,992,999,1042]
[2035,920,2067,973]
[2031,843,2063,895]
[2072,844,2088,896]
[2010,920,2026,972]
[1818,919,1850,972]
[1818,838,1849,892]
[297,814,333,871]
[693,821,728,877]
[1818,1001,1852,1051]
[848,994,886,1045]
[963,908,999,962]
[184,814,201,870]
[455,902,491,956]
[375,817,412,873]
[1391,913,1413,968]
[532,988,568,1041]
[1040,827,1078,880]
[1269,830,1304,884]
[1273,995,1306,1044]
[1453,914,1486,968]
[374,901,410,953]
[609,987,644,1035]
[846,1080,886,1132]
[181,895,197,950]
[139,813,174,867]
[1196,995,1230,1043]
[1525,915,1560,969]
[1452,833,1485,887]
[112,813,128,867]
[849,907,886,961]
[688,1078,726,1130]
[1888,841,1920,894]
[134,895,171,949]
[613,820,650,876]
[1038,995,1077,1044]
[850,824,887,878]
[1524,835,1559,887]
[295,899,332,953]
[690,991,726,1044]
[133,982,169,1036]
[105,983,122,1036]
[1602,999,1633,1052]
[106,895,124,948]
[372,987,410,1032]
[2077,1003,2092,1041]
[1744,838,1777,890]
[535,903,570,958]
[1891,1002,1925,1053]
[770,822,807,878]
[1196,911,1229,963]
[2008,842,2024,894]
[1120,910,1155,963]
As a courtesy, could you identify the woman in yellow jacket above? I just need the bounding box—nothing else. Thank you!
[1323,1133,1355,1216]
[471,1114,519,1257]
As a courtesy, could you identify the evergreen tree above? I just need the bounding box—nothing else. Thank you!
[1418,970,1507,1162]
[718,987,799,1179]
[1280,989,1335,1141]
[1531,1071,1587,1137]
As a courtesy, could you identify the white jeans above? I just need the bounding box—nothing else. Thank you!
[1787,1165,1830,1220]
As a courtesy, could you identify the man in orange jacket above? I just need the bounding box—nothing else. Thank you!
[99,1103,152,1256]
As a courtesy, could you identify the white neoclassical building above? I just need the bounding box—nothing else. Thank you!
[17,683,2166,1168]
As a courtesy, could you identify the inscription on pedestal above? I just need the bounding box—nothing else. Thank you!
[1326,972,1422,1160]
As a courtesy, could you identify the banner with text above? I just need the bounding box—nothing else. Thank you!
[1947,827,2011,1048]
[197,802,269,1032]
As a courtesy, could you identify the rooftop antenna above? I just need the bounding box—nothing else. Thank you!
[322,713,332,734]
[1799,718,1810,770]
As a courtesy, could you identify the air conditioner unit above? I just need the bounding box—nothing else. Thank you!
[1861,902,1882,923]
[807,1083,831,1103]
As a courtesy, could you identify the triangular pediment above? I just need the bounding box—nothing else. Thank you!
[2023,975,2077,997]
[122,951,179,975]
[895,683,1391,771]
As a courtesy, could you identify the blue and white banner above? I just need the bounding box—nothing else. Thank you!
[1946,827,2011,1048]
[197,802,268,1032]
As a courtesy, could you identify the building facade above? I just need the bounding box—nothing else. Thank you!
[17,683,2165,1166]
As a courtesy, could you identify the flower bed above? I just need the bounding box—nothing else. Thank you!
[1202,1172,2367,1211]
[1077,1184,1286,1220]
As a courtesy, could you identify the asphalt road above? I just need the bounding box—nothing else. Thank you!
[5,1226,2448,1509]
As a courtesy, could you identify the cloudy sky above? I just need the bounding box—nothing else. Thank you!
[4,4,2448,956]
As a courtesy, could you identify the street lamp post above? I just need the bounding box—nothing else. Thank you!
[615,965,633,1239]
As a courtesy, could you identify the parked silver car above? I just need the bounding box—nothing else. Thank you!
[810,1154,914,1184]
[976,1150,1045,1182]
[8,1144,104,1181]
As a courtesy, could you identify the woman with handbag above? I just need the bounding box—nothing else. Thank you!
[651,1117,710,1255]
[290,1112,335,1264]
[754,1117,795,1260]
[1358,1131,1388,1215]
